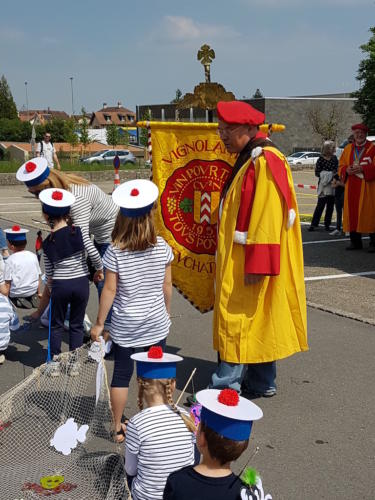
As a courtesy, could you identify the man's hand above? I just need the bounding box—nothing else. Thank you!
[91,324,104,342]
[244,274,264,285]
[93,270,104,284]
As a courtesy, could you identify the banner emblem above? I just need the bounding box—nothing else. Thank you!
[161,159,231,255]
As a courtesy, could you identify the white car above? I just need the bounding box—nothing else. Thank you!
[287,151,320,166]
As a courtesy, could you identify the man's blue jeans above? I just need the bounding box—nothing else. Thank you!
[210,360,276,394]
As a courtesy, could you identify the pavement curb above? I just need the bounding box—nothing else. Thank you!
[307,300,375,326]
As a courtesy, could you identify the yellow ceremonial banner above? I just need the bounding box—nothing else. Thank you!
[139,122,236,312]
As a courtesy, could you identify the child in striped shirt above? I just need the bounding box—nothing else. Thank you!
[125,348,196,500]
[29,188,89,376]
[0,293,20,364]
[91,180,173,442]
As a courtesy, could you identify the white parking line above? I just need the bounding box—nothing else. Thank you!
[0,210,41,214]
[0,202,39,206]
[305,271,375,282]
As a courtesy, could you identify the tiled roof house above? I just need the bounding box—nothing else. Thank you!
[90,102,136,128]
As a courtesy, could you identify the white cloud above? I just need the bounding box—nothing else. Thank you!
[150,16,240,44]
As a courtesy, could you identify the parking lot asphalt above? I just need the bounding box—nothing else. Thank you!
[0,171,374,499]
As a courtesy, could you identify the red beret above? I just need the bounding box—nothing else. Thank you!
[351,123,368,132]
[217,101,265,126]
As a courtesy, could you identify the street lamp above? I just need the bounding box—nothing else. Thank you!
[25,81,29,119]
[69,76,74,116]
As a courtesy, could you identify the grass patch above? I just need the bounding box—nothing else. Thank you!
[0,159,148,173]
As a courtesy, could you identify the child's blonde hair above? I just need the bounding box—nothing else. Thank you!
[137,377,196,433]
[30,169,89,191]
[111,208,157,251]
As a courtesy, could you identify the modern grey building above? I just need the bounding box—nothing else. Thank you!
[137,93,361,155]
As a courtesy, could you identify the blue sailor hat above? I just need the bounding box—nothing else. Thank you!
[39,188,76,216]
[4,225,29,242]
[112,179,159,218]
[131,347,183,379]
[16,157,50,187]
[196,389,263,441]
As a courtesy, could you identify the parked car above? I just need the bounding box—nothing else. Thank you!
[80,149,136,165]
[287,151,320,166]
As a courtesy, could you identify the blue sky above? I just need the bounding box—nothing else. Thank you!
[1,0,374,114]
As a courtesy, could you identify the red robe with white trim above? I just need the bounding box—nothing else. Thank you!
[338,141,375,233]
[213,146,308,364]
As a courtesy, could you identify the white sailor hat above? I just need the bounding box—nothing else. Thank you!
[112,179,159,218]
[131,347,183,379]
[39,188,76,216]
[16,157,50,188]
[196,389,263,441]
[4,225,29,242]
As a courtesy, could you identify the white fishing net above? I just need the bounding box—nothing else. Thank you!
[0,343,127,499]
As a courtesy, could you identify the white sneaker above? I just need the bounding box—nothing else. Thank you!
[329,229,341,236]
[0,354,5,365]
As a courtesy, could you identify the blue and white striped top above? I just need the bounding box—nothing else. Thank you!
[102,236,173,347]
[126,404,195,500]
[0,295,20,351]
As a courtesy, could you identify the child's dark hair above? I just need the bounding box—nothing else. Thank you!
[42,206,72,229]
[200,420,249,465]
[8,239,27,249]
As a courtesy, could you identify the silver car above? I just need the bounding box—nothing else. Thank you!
[287,151,320,166]
[80,149,136,165]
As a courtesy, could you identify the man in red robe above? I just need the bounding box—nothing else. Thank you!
[338,123,375,251]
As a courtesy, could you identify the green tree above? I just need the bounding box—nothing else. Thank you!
[64,117,78,161]
[252,88,264,98]
[0,75,18,119]
[78,107,92,155]
[106,123,119,148]
[35,118,66,142]
[118,128,129,147]
[139,108,151,147]
[352,26,375,132]
[170,88,183,104]
[0,118,31,141]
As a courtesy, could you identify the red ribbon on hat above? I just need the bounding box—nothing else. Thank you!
[52,190,63,201]
[25,161,37,173]
[12,225,21,232]
[218,389,239,406]
[130,188,139,196]
[148,346,163,359]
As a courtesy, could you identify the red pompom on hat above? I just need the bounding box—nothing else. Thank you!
[218,388,240,406]
[25,161,37,173]
[351,123,368,132]
[217,101,265,126]
[148,346,163,359]
[130,188,140,196]
[52,190,63,201]
[12,225,21,231]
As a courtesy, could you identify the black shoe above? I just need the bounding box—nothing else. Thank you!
[307,226,315,232]
[346,244,362,250]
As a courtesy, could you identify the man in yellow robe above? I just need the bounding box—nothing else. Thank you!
[211,101,308,397]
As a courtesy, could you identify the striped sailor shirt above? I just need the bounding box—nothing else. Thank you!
[102,236,173,347]
[0,295,20,351]
[70,183,119,271]
[126,404,195,500]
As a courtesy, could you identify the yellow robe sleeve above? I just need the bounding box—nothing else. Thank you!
[243,155,284,275]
